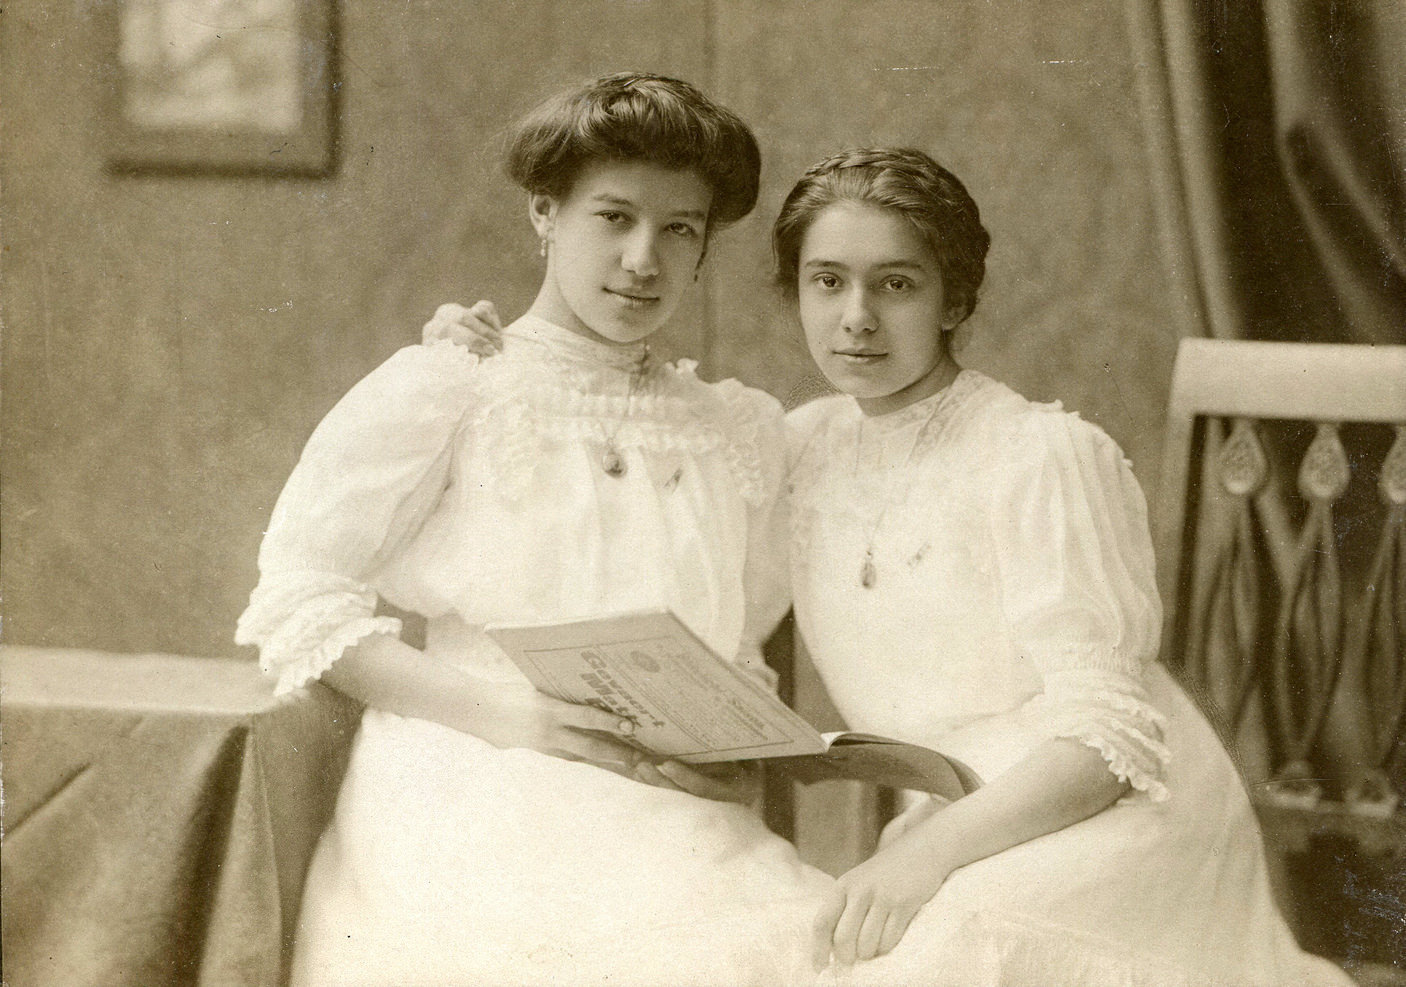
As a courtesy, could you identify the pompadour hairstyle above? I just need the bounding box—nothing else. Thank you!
[505,72,761,229]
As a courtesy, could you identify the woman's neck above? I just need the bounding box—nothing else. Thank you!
[526,280,657,352]
[526,299,618,349]
[854,353,962,417]
[507,313,649,373]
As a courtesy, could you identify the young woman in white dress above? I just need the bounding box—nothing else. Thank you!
[236,73,833,987]
[431,146,1353,986]
[774,147,1353,986]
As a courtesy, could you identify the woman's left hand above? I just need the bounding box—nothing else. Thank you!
[633,759,762,805]
[422,300,503,355]
[813,841,952,966]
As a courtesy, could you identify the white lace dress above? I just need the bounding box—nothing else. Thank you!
[789,371,1353,987]
[236,315,832,987]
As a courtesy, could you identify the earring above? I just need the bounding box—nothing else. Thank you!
[539,237,548,258]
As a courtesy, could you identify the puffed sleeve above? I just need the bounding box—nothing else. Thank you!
[730,384,794,693]
[235,341,480,694]
[992,408,1171,801]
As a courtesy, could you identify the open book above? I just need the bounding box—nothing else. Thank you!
[485,609,981,802]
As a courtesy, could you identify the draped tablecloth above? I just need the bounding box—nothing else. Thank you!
[0,646,361,987]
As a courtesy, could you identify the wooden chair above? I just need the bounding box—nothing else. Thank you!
[1155,338,1406,980]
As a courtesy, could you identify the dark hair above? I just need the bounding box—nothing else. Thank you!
[772,147,991,324]
[505,72,761,230]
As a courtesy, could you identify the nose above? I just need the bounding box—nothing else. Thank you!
[841,287,876,334]
[621,228,660,279]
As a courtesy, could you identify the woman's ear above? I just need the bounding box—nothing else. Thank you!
[528,193,557,240]
[940,303,966,334]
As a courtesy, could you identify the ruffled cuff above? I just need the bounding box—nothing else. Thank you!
[235,571,403,695]
[1025,668,1171,802]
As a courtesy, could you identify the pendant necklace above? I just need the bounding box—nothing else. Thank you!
[855,398,945,588]
[599,345,650,478]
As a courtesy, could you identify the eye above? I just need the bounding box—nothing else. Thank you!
[812,273,842,290]
[667,221,701,239]
[882,277,913,292]
[598,210,628,224]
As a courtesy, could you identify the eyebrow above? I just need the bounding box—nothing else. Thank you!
[801,258,928,271]
[589,194,708,222]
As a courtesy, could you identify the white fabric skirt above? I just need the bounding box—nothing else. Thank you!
[820,667,1354,987]
[290,709,833,987]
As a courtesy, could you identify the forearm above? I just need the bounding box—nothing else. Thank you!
[322,631,648,771]
[902,737,1129,873]
[321,632,492,734]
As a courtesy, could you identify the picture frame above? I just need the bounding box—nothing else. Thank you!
[103,0,338,176]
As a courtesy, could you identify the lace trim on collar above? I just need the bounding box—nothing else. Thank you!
[787,370,1002,552]
[467,356,771,506]
[853,368,989,436]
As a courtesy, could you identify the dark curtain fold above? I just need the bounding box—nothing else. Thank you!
[1136,0,1406,344]
[1132,4,1406,969]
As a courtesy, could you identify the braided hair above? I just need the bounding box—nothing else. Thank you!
[772,147,990,325]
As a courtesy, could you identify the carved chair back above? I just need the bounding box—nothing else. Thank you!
[1156,339,1406,817]
[1155,338,1406,973]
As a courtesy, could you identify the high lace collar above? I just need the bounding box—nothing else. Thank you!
[503,313,650,374]
[853,368,988,437]
[840,369,991,474]
[790,369,995,543]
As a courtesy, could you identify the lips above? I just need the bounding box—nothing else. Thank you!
[834,349,886,358]
[606,288,660,304]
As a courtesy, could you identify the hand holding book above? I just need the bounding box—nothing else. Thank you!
[486,609,982,802]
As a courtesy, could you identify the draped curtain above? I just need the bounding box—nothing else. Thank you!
[1132,0,1405,346]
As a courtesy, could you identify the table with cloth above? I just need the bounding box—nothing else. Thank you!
[0,646,360,987]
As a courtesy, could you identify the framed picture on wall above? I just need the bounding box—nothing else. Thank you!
[103,0,337,176]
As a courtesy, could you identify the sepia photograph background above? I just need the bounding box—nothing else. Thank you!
[4,0,1403,982]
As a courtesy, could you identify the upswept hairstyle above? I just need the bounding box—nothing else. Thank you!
[505,72,761,230]
[772,147,991,325]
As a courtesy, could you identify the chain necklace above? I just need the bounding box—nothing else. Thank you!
[855,398,945,588]
[597,345,651,478]
[514,321,651,479]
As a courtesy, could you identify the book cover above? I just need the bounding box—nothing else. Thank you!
[485,609,980,801]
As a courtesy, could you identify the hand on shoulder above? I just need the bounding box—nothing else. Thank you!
[423,300,503,355]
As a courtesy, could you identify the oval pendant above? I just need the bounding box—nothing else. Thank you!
[602,448,627,478]
[860,557,877,588]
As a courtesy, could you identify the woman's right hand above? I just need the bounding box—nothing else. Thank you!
[465,686,644,775]
[422,301,504,355]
